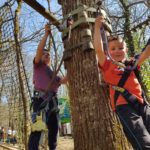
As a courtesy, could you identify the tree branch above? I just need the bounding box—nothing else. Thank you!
[130,16,150,32]
[127,1,145,8]
[23,0,61,31]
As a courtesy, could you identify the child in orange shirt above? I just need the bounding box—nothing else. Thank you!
[94,16,150,149]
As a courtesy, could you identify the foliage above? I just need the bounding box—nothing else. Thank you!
[141,62,150,98]
[132,32,150,99]
[59,97,71,124]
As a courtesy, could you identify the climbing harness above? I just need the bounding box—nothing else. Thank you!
[112,38,150,109]
[30,90,59,132]
[30,26,62,132]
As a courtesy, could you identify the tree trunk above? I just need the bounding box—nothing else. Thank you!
[14,2,31,149]
[119,0,135,56]
[60,0,130,149]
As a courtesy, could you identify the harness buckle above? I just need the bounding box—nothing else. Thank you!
[33,90,46,98]
[112,86,125,93]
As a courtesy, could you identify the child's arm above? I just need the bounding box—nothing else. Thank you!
[34,24,51,64]
[94,16,106,66]
[137,39,150,66]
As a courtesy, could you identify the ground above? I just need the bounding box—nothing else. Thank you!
[0,136,74,150]
[57,136,74,150]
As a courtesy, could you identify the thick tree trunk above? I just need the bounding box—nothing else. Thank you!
[60,0,131,149]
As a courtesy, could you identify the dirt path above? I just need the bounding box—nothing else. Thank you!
[57,136,74,150]
[0,136,74,150]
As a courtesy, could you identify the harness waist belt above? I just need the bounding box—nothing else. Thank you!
[112,85,140,105]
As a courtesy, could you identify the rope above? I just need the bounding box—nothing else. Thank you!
[46,27,64,93]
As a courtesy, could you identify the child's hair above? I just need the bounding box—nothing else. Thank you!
[107,35,126,47]
[107,35,123,42]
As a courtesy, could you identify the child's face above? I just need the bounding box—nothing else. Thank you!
[41,52,51,65]
[108,39,127,62]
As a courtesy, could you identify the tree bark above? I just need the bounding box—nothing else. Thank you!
[14,2,31,149]
[119,0,135,57]
[60,0,130,149]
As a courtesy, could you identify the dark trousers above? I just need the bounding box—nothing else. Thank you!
[116,103,150,150]
[28,95,59,150]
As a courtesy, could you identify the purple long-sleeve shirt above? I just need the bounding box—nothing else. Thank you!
[33,61,61,93]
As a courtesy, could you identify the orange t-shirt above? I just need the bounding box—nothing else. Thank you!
[99,58,143,111]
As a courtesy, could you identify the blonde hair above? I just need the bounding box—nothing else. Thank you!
[108,35,126,47]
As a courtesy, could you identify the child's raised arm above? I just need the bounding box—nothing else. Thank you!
[137,38,150,66]
[94,16,106,66]
[34,24,51,64]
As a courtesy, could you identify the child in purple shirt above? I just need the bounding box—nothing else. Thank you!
[33,59,61,93]
[28,24,67,150]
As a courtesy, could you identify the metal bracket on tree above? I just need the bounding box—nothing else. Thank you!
[62,2,113,62]
[63,28,94,61]
[62,4,112,39]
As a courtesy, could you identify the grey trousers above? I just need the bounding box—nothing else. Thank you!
[116,103,150,150]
